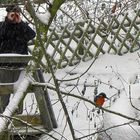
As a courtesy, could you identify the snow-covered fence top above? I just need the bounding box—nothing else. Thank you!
[45,10,140,68]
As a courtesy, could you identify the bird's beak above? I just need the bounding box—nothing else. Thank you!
[106,96,109,100]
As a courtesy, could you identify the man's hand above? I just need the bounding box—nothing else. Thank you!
[7,12,21,23]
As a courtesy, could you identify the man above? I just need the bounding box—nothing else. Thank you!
[0,5,36,113]
[0,4,36,54]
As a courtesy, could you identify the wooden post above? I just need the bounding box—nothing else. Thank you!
[0,69,21,113]
[33,70,53,131]
[37,70,57,128]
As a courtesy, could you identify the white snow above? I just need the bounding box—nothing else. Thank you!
[0,54,31,56]
[0,71,31,132]
[49,0,54,5]
[36,11,51,25]
[41,51,140,140]
[0,8,6,21]
[0,2,140,140]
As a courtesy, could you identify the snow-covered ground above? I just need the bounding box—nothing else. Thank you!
[1,2,140,140]
[40,50,140,140]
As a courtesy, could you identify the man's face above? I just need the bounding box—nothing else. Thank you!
[7,12,21,23]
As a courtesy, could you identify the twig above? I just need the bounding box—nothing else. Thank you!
[129,85,140,111]
[35,83,140,125]
[0,114,58,140]
[59,90,140,123]
[58,57,97,82]
[128,124,140,137]
[76,121,135,140]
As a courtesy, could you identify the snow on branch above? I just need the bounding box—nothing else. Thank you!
[36,11,51,25]
[0,71,31,132]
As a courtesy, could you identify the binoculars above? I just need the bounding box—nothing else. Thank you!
[8,12,21,23]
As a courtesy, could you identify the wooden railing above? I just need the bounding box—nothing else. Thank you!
[45,10,140,68]
[0,54,57,139]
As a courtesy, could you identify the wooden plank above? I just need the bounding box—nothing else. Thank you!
[0,54,32,63]
[10,126,45,135]
[33,70,53,131]
[118,11,139,54]
[13,115,42,127]
[69,21,92,65]
[0,83,13,95]
[130,30,140,52]
[97,16,117,54]
[101,19,118,53]
[0,69,21,94]
[37,70,57,128]
[49,24,95,41]
[83,18,105,60]
[51,25,70,61]
[108,13,129,54]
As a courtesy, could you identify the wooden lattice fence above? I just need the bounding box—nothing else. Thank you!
[45,10,140,68]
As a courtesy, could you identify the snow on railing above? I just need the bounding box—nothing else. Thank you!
[45,10,140,69]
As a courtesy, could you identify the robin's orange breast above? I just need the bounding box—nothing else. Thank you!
[95,96,105,107]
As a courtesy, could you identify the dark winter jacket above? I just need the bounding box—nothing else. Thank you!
[0,18,36,54]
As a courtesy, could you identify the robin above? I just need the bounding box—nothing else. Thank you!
[94,92,109,107]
